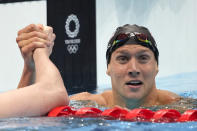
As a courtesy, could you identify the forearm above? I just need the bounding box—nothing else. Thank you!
[0,83,67,118]
[33,48,69,106]
[17,64,35,88]
[33,49,63,86]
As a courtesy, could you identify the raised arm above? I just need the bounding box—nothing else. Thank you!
[0,24,69,118]
[17,24,54,88]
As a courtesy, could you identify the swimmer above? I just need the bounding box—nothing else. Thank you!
[0,24,69,118]
[70,24,181,109]
[19,24,181,109]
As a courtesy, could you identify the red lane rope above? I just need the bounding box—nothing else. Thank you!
[101,107,129,120]
[48,106,197,123]
[125,109,154,122]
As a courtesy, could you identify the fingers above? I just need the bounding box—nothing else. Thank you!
[43,26,53,35]
[48,33,56,46]
[18,37,50,48]
[43,26,55,48]
[37,24,44,30]
[17,24,42,36]
[21,42,46,56]
[52,33,56,42]
[16,24,55,48]
[17,24,56,57]
[16,31,48,44]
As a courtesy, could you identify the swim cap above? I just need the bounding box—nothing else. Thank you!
[106,24,159,65]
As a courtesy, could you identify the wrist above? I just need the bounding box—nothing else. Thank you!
[33,48,49,62]
[23,62,35,73]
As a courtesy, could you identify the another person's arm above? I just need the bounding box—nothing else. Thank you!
[0,24,69,118]
[17,24,54,88]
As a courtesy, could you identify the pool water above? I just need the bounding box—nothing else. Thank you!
[0,71,197,131]
[1,117,197,131]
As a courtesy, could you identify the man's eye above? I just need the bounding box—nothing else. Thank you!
[139,55,150,63]
[116,56,128,63]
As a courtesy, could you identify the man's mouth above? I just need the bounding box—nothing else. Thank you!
[126,80,143,86]
[125,80,143,91]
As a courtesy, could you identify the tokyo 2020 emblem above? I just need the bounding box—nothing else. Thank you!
[65,14,81,54]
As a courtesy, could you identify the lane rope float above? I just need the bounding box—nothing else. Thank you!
[48,106,197,123]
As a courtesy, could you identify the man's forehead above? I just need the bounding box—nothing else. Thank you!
[112,45,152,55]
[115,44,150,51]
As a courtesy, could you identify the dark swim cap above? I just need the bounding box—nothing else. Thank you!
[106,24,159,65]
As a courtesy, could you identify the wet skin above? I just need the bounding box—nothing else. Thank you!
[71,44,180,109]
[107,44,159,107]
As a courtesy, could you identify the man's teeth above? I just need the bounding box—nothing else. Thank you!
[127,81,142,85]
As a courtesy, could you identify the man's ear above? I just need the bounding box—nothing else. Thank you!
[106,64,111,76]
[156,64,159,75]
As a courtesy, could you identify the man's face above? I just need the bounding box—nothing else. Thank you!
[107,44,158,101]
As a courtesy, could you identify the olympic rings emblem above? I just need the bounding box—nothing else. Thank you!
[67,44,79,54]
[65,14,80,38]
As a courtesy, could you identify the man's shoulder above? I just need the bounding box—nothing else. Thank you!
[101,90,113,97]
[158,89,180,104]
[70,91,112,106]
[70,92,93,100]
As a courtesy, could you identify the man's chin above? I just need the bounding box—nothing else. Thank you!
[124,93,143,101]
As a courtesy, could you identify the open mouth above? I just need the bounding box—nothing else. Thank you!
[126,80,143,86]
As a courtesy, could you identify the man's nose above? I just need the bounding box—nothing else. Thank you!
[127,58,140,77]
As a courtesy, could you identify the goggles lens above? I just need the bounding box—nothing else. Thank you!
[112,32,152,47]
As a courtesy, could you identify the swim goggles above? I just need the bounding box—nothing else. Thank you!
[112,32,154,50]
[106,32,159,64]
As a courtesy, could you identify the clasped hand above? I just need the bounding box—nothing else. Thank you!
[16,24,56,70]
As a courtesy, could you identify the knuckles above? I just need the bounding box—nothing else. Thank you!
[44,26,53,33]
[17,24,55,52]
[31,37,40,43]
[29,24,37,31]
[31,31,40,38]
